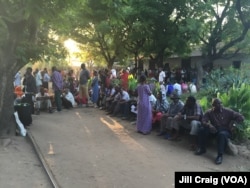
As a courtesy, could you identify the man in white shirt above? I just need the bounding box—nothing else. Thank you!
[42,68,50,89]
[149,93,157,107]
[61,88,76,109]
[35,87,53,114]
[110,68,117,79]
[14,71,22,87]
[173,80,182,96]
[189,82,197,94]
[35,69,43,93]
[112,88,130,117]
[158,67,166,83]
[159,81,166,98]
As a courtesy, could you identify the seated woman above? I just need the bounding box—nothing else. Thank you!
[152,92,169,128]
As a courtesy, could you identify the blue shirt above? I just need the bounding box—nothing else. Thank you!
[51,71,63,91]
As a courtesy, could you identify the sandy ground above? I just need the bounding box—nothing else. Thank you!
[0,137,51,188]
[1,107,250,188]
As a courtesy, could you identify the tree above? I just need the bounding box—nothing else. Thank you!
[0,0,78,137]
[205,0,249,66]
[178,0,250,88]
[67,0,195,71]
[67,0,128,69]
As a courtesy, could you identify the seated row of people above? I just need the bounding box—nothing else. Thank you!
[31,87,76,115]
[158,95,203,151]
[156,95,244,165]
[102,82,245,166]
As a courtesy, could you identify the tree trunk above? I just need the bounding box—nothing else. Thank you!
[195,61,203,91]
[0,52,19,137]
[107,61,113,69]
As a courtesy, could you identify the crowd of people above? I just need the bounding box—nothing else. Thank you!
[13,64,244,165]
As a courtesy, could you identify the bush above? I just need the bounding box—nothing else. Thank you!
[198,66,250,143]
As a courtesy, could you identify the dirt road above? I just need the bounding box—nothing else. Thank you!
[28,107,250,188]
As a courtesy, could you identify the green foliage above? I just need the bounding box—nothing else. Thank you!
[232,120,250,143]
[198,96,209,112]
[153,82,160,96]
[219,83,250,120]
[189,0,250,68]
[219,83,250,142]
[200,66,250,102]
[128,76,137,91]
[198,67,250,143]
[111,78,121,87]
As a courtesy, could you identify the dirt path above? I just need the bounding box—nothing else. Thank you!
[28,107,250,188]
[0,137,51,188]
[1,107,249,188]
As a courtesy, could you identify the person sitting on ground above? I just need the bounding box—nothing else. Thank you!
[152,92,169,128]
[106,85,121,115]
[35,87,53,114]
[125,90,138,121]
[61,88,76,109]
[157,93,184,138]
[170,96,203,149]
[101,84,115,110]
[195,98,244,165]
[112,87,130,118]
[14,86,24,105]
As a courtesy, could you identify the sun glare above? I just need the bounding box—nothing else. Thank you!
[64,39,79,52]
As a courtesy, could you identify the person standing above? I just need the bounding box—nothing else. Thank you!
[91,70,99,108]
[34,68,43,93]
[136,75,152,135]
[79,63,90,106]
[120,69,129,91]
[22,67,37,114]
[189,81,197,94]
[195,98,244,165]
[14,71,22,87]
[158,67,166,83]
[51,66,63,112]
[42,68,50,90]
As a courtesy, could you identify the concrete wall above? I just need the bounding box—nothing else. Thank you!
[164,54,249,70]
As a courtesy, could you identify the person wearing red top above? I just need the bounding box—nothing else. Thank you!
[120,69,129,91]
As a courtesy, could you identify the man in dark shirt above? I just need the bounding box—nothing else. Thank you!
[79,63,90,106]
[51,66,63,112]
[195,98,244,165]
[22,67,37,114]
[169,96,203,148]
